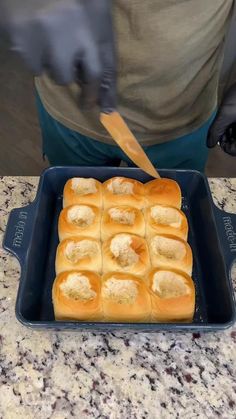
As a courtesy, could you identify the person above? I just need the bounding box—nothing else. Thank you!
[0,0,236,171]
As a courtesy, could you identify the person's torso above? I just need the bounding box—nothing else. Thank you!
[35,0,234,145]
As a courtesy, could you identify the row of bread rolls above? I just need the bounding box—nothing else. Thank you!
[63,177,182,210]
[55,233,193,277]
[52,270,195,323]
[58,203,188,242]
[52,176,195,323]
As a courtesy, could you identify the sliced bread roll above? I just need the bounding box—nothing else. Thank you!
[101,206,145,241]
[101,272,151,322]
[55,237,102,275]
[145,204,188,240]
[148,234,193,276]
[148,268,195,322]
[52,270,102,321]
[63,177,102,208]
[102,233,150,278]
[58,204,101,241]
[102,177,145,209]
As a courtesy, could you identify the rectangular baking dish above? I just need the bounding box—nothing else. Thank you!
[3,167,236,331]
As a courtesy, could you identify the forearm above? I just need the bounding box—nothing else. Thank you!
[207,80,236,156]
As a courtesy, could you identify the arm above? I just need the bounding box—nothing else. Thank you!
[207,82,236,156]
[0,0,116,112]
[207,4,236,157]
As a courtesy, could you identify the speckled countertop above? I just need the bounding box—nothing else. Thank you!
[0,177,235,419]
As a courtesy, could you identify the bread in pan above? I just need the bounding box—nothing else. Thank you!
[63,177,102,208]
[55,237,102,275]
[145,178,182,209]
[102,177,145,209]
[148,234,193,276]
[145,204,188,240]
[52,270,102,321]
[148,268,195,322]
[102,233,150,277]
[58,204,101,241]
[101,272,151,322]
[101,205,145,241]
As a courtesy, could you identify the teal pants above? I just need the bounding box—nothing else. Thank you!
[36,93,216,172]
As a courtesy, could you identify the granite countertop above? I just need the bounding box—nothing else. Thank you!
[0,177,235,419]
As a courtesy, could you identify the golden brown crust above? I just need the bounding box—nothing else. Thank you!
[52,176,196,323]
[145,204,188,240]
[58,204,101,241]
[148,268,195,322]
[102,177,145,209]
[101,272,151,322]
[145,178,182,209]
[148,233,193,275]
[55,236,102,275]
[52,270,102,321]
[63,178,102,208]
[101,206,145,241]
[102,234,151,278]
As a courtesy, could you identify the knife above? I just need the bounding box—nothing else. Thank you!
[100,111,160,179]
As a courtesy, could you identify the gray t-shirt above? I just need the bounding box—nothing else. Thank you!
[35,0,234,145]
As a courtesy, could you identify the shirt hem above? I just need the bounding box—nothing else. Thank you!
[36,85,216,147]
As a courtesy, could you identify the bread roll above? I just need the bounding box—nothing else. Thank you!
[145,178,182,209]
[145,204,188,240]
[148,234,193,275]
[58,204,101,241]
[101,206,145,241]
[103,177,145,209]
[102,272,151,322]
[63,178,102,208]
[148,268,195,322]
[102,233,150,277]
[55,237,102,275]
[52,270,102,321]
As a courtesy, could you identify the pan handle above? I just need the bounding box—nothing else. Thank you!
[213,204,236,276]
[2,203,36,265]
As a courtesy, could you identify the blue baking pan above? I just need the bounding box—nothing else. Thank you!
[3,167,236,331]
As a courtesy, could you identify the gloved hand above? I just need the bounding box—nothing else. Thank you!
[0,0,116,112]
[207,84,236,156]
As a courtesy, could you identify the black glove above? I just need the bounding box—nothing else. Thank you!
[0,0,116,112]
[207,84,236,156]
